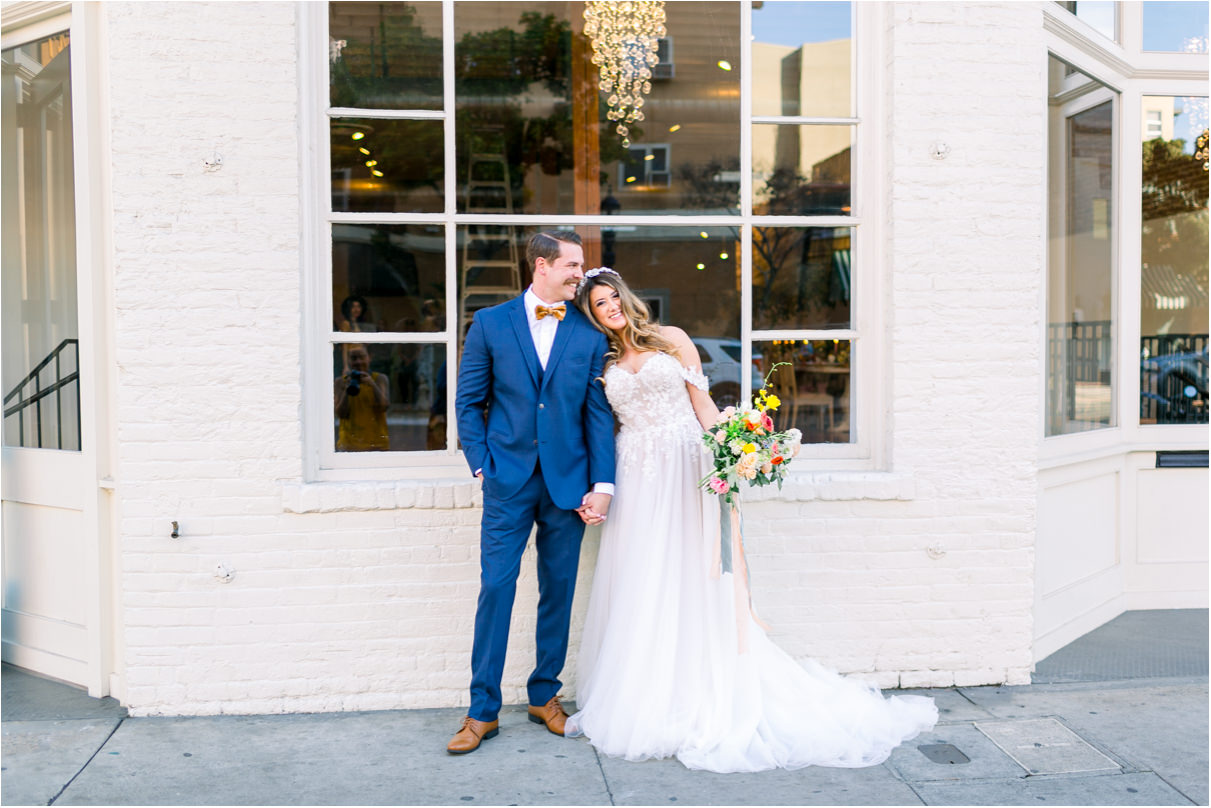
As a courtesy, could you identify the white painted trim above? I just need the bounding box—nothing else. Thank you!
[739,0,752,406]
[328,107,444,120]
[299,1,327,481]
[331,331,449,345]
[441,0,459,461]
[1033,593,1125,663]
[751,116,859,126]
[306,0,881,474]
[67,0,116,699]
[1117,86,1142,438]
[752,329,858,341]
[0,1,114,698]
[326,212,863,228]
[0,4,68,46]
[1,638,89,686]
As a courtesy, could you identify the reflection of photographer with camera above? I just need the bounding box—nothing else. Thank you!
[335,345,390,451]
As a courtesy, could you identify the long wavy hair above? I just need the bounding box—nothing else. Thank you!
[575,270,679,369]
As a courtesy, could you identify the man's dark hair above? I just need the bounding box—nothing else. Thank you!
[526,230,582,272]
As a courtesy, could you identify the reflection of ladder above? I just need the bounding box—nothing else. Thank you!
[460,151,520,339]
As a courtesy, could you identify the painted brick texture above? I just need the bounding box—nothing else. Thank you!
[107,2,1042,716]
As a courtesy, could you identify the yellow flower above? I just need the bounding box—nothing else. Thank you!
[764,394,781,410]
[742,442,757,454]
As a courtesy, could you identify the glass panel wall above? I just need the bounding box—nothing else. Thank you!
[1056,2,1118,42]
[1139,95,1209,425]
[332,343,447,452]
[329,2,444,109]
[1,32,80,450]
[753,339,851,444]
[1046,57,1116,436]
[453,2,740,217]
[322,1,860,459]
[1141,2,1208,53]
[751,1,851,118]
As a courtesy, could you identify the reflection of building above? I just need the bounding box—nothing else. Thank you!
[1141,96,1176,141]
[2,2,1205,718]
[752,38,851,213]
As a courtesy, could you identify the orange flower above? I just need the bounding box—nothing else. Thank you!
[771,455,784,465]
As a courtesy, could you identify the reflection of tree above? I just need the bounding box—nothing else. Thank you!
[330,6,446,201]
[455,12,631,202]
[676,157,740,214]
[330,4,443,108]
[330,8,632,206]
[1141,136,1209,323]
[677,158,850,330]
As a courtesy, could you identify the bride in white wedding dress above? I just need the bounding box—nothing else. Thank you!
[566,268,937,773]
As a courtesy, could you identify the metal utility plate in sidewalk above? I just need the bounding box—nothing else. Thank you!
[974,717,1120,776]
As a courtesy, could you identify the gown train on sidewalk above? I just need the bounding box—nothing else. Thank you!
[565,352,937,773]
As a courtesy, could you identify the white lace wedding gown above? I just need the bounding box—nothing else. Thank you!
[565,352,938,773]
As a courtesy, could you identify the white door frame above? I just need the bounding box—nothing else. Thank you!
[1,1,117,699]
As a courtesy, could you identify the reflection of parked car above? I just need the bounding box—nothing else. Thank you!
[691,338,764,409]
[1141,349,1208,424]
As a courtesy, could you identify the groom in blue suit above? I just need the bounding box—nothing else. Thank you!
[449,231,616,754]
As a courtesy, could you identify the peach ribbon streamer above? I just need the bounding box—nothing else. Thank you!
[711,496,770,654]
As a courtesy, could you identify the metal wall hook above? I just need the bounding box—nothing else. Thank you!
[171,521,180,539]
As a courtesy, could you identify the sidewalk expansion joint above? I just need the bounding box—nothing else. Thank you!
[591,746,616,806]
[48,716,125,806]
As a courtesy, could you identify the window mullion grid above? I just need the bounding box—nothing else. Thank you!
[332,332,449,345]
[751,116,860,126]
[328,108,444,120]
[322,2,460,464]
[443,0,458,456]
[753,330,858,342]
[740,0,753,406]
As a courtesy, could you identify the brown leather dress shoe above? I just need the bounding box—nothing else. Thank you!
[447,716,499,755]
[527,695,569,736]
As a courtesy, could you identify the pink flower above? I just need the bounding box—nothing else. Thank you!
[708,476,729,494]
[761,413,774,431]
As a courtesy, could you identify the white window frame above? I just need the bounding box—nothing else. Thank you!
[300,1,884,480]
[1041,3,1208,465]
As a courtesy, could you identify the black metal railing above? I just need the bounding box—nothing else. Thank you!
[1046,320,1112,433]
[3,339,81,450]
[1047,323,1209,429]
[1140,333,1208,425]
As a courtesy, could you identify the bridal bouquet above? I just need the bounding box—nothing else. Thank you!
[699,365,802,506]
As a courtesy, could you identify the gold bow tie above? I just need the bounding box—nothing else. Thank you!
[535,304,566,321]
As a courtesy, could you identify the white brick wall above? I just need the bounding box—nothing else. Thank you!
[106,1,1042,716]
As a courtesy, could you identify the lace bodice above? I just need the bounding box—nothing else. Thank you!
[604,352,709,478]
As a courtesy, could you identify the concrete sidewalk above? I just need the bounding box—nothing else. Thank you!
[3,609,1207,806]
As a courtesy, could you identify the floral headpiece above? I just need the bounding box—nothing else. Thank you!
[576,266,620,294]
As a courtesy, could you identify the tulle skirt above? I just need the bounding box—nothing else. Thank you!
[565,438,938,773]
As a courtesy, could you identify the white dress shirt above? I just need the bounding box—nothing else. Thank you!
[524,286,563,370]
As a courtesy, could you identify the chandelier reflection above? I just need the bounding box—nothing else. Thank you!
[583,1,666,148]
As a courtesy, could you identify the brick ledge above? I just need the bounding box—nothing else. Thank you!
[280,471,914,513]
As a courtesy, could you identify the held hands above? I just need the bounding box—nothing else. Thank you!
[577,491,612,526]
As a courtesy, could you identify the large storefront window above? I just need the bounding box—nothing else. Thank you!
[1,32,80,451]
[1046,57,1116,437]
[317,0,865,467]
[1139,95,1208,425]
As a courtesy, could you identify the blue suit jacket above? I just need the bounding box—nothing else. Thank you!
[456,296,616,510]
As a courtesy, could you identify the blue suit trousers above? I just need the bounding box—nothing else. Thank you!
[469,462,585,722]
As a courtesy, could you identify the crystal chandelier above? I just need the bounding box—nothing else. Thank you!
[583,1,666,148]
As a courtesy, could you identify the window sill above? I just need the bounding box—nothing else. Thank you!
[740,471,915,503]
[280,471,914,513]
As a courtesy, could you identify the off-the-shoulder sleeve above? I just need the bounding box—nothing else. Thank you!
[680,363,709,393]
